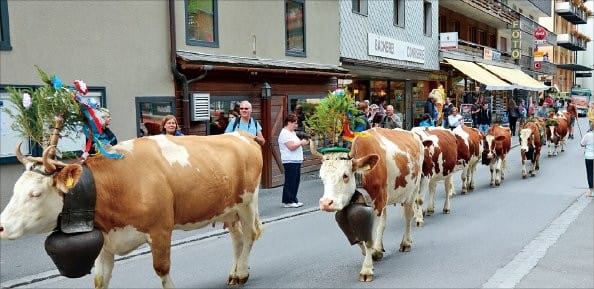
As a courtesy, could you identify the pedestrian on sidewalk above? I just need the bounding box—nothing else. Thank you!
[580,122,594,197]
[279,113,309,208]
[161,115,184,136]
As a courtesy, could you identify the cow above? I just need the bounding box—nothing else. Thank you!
[452,125,484,194]
[483,124,512,187]
[519,121,542,178]
[546,113,569,156]
[410,127,458,225]
[314,128,425,282]
[0,132,263,288]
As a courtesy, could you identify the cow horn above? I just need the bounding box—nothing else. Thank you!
[15,141,27,164]
[42,145,57,174]
[309,136,323,159]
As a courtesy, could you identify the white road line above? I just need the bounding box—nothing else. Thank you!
[482,194,592,288]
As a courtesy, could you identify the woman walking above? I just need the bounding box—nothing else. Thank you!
[279,113,309,207]
[580,123,594,197]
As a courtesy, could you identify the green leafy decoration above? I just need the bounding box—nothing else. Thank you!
[2,67,83,150]
[304,91,360,145]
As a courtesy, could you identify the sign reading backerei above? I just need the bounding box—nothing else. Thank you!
[367,33,425,64]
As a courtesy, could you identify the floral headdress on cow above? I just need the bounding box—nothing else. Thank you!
[3,66,122,159]
[304,89,367,153]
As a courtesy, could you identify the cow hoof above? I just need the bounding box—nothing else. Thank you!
[443,209,450,214]
[461,190,467,195]
[426,209,434,216]
[416,220,424,227]
[359,273,373,282]
[531,173,536,177]
[522,174,527,179]
[372,251,384,261]
[227,275,249,285]
[399,244,411,252]
[495,182,501,186]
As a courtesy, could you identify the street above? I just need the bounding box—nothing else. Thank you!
[1,120,593,288]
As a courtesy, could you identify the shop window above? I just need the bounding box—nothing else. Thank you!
[394,0,405,27]
[1,85,105,163]
[286,0,306,57]
[352,0,368,16]
[185,0,218,47]
[0,0,11,50]
[208,96,248,135]
[135,97,176,137]
[500,36,507,52]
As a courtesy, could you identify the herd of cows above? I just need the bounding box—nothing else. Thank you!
[0,110,575,288]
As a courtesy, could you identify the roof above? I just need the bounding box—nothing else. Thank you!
[477,63,549,91]
[177,50,348,73]
[443,58,515,90]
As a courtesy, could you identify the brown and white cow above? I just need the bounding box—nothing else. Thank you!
[546,113,569,156]
[410,127,458,225]
[483,124,512,187]
[452,125,484,194]
[519,121,542,178]
[315,128,425,282]
[0,132,263,288]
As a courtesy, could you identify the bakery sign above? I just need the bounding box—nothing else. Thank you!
[368,33,425,64]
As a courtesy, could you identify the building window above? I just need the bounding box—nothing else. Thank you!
[394,0,405,27]
[423,1,432,36]
[478,30,486,45]
[0,0,11,50]
[500,37,507,52]
[489,33,496,48]
[286,0,305,57]
[185,0,218,47]
[208,96,248,135]
[469,27,477,43]
[135,97,176,137]
[352,0,368,15]
[452,21,460,33]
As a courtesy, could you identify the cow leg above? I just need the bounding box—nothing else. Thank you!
[521,155,527,179]
[399,201,414,253]
[148,231,175,288]
[359,241,374,282]
[494,159,502,186]
[500,158,507,181]
[228,203,262,285]
[226,220,244,285]
[371,209,386,261]
[469,161,478,190]
[489,161,496,187]
[460,166,469,194]
[426,179,437,216]
[414,177,428,226]
[443,176,453,214]
[93,247,114,289]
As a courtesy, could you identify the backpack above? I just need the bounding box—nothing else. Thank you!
[232,117,254,131]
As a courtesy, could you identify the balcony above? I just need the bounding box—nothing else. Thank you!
[440,0,517,28]
[440,39,515,65]
[555,1,587,24]
[520,56,557,76]
[557,33,587,51]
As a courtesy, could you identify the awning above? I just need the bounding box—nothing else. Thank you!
[444,58,514,90]
[556,63,593,71]
[477,63,549,91]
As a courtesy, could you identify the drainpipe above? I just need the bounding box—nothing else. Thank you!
[168,0,211,134]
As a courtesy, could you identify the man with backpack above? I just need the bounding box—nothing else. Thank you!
[225,100,266,145]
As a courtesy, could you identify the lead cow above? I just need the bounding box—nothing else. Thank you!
[0,132,263,288]
[483,124,512,187]
[314,128,425,282]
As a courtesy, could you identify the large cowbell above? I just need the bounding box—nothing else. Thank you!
[44,166,104,278]
[335,189,374,245]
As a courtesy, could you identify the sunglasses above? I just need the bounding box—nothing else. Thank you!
[239,108,250,110]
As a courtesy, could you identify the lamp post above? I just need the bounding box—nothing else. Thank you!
[261,82,272,99]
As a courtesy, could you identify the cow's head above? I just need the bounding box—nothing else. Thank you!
[318,152,379,212]
[0,144,80,240]
[519,128,534,152]
[484,134,506,161]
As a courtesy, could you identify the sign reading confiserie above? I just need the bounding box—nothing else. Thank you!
[368,33,425,64]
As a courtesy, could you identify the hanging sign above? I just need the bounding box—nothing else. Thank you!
[511,20,521,59]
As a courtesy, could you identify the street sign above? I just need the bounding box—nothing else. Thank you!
[534,27,547,40]
[534,61,542,70]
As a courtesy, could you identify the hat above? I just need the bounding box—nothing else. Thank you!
[369,104,379,110]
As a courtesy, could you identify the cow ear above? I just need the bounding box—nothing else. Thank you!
[352,154,379,173]
[54,164,83,193]
[422,139,433,148]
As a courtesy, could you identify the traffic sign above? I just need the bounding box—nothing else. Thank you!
[534,27,547,40]
[534,61,542,70]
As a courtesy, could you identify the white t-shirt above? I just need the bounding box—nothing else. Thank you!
[278,128,303,163]
[448,114,464,128]
[581,131,594,160]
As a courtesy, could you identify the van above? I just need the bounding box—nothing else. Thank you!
[570,87,592,117]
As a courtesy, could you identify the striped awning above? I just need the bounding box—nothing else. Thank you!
[444,58,514,90]
[477,63,549,91]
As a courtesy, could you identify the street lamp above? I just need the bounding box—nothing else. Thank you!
[261,82,272,99]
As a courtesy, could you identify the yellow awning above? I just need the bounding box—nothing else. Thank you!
[444,58,514,90]
[477,63,549,91]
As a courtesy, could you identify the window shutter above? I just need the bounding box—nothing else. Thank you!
[190,93,210,121]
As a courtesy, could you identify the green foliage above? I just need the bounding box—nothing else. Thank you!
[2,67,83,149]
[304,91,360,145]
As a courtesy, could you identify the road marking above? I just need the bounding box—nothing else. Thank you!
[482,194,592,288]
